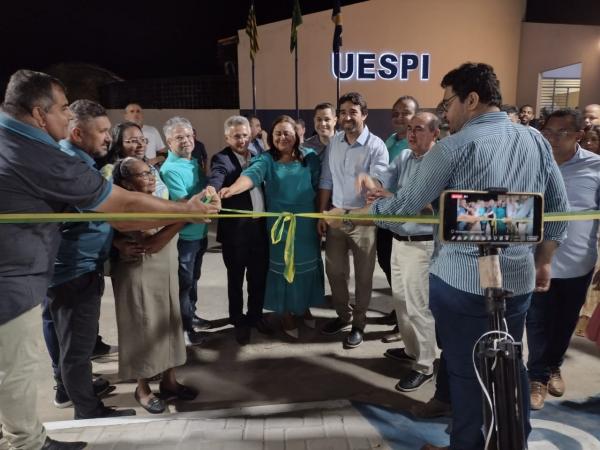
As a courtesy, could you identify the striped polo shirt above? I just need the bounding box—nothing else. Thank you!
[371,111,569,296]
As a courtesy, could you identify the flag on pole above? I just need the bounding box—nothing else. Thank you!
[290,0,303,53]
[332,0,343,53]
[246,1,259,62]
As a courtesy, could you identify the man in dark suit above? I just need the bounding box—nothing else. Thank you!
[208,115,272,345]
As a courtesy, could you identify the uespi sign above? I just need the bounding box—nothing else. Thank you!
[331,52,430,81]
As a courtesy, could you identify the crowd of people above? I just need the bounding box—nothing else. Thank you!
[0,63,599,450]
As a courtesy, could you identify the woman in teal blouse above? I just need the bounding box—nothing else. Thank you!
[220,115,324,338]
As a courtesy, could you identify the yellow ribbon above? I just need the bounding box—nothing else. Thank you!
[270,212,296,283]
[1,208,599,284]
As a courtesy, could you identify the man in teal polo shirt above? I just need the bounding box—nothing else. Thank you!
[160,117,209,344]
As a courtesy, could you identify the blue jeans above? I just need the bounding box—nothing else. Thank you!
[526,271,593,383]
[42,297,60,379]
[429,274,531,450]
[177,237,208,331]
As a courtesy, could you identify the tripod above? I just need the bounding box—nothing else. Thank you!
[475,245,527,450]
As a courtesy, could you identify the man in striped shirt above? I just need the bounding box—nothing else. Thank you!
[333,63,568,450]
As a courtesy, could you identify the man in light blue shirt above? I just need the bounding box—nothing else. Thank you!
[526,108,600,410]
[318,92,389,348]
[160,117,209,344]
[358,112,440,393]
[377,96,419,294]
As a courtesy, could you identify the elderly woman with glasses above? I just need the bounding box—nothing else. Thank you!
[110,157,196,414]
[98,121,169,199]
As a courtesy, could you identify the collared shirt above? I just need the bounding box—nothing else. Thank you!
[248,138,265,156]
[384,133,409,163]
[371,111,568,296]
[377,149,433,237]
[51,140,114,286]
[0,112,111,324]
[302,134,329,162]
[160,150,207,241]
[319,126,389,209]
[233,150,265,212]
[552,145,600,278]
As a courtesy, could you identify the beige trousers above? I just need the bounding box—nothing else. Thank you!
[0,307,46,450]
[325,225,377,329]
[391,239,437,374]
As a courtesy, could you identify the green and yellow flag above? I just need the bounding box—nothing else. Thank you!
[245,1,259,62]
[290,0,303,53]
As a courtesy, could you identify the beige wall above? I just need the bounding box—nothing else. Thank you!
[517,22,600,112]
[238,0,525,109]
[106,109,239,162]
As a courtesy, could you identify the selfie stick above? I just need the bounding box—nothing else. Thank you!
[475,189,527,450]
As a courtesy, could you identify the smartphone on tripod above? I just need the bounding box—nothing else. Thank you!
[439,189,544,450]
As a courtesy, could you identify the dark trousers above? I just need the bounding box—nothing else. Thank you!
[48,271,104,419]
[433,351,451,405]
[41,297,60,379]
[222,239,268,326]
[177,237,208,331]
[526,271,593,383]
[376,228,393,287]
[429,274,531,450]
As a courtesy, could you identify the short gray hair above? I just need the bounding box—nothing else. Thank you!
[163,116,193,138]
[224,115,250,135]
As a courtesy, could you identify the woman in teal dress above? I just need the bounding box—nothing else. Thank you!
[220,115,324,338]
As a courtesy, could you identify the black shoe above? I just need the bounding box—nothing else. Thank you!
[91,336,113,359]
[184,330,204,346]
[54,378,115,409]
[384,347,415,362]
[42,436,87,450]
[78,405,136,419]
[376,310,397,325]
[381,325,402,343]
[192,315,212,331]
[234,325,251,346]
[344,327,364,348]
[395,370,433,392]
[134,387,166,414]
[54,381,71,408]
[159,381,198,401]
[321,318,352,335]
[254,317,275,335]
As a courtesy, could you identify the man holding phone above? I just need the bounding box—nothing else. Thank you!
[331,63,568,450]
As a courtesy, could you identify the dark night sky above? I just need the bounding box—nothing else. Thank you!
[1,0,599,87]
[0,0,363,85]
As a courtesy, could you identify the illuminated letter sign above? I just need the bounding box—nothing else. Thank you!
[331,52,430,81]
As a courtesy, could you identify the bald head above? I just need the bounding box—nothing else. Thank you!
[584,104,600,131]
[407,112,440,156]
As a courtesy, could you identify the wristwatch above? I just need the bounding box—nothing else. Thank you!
[342,209,355,232]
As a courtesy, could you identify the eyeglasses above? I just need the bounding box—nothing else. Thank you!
[440,94,457,113]
[131,170,155,180]
[123,137,148,145]
[541,129,576,139]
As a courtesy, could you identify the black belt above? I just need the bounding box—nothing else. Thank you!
[393,233,434,242]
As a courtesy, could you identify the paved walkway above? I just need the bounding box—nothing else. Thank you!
[46,401,390,450]
[36,225,600,449]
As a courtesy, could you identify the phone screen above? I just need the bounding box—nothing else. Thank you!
[440,190,544,244]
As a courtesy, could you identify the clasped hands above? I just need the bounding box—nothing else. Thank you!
[322,173,392,229]
[188,186,221,223]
